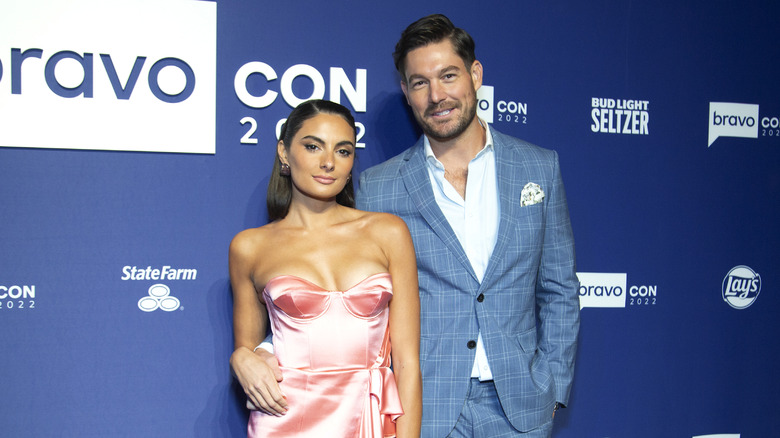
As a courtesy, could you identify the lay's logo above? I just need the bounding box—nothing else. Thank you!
[722,265,761,310]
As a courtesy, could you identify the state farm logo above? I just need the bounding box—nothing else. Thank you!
[138,284,180,312]
[121,264,195,313]
[722,265,761,309]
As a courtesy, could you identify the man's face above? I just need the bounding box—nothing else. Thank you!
[400,39,482,143]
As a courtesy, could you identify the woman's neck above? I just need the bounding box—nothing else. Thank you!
[283,198,347,230]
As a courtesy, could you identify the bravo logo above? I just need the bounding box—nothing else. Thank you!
[722,265,761,309]
[692,435,740,438]
[577,272,627,309]
[577,272,658,309]
[476,85,528,126]
[708,102,759,147]
[0,0,216,154]
[477,85,495,123]
[8,49,195,103]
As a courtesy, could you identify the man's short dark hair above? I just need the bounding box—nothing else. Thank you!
[393,14,476,81]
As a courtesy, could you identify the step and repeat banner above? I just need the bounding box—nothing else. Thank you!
[1,0,778,436]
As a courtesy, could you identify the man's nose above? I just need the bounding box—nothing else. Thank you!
[429,80,446,103]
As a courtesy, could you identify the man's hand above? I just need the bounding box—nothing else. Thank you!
[230,347,287,416]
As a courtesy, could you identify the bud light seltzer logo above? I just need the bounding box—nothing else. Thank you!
[722,265,761,309]
[0,0,216,154]
[590,97,650,135]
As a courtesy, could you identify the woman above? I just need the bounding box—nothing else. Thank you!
[229,100,421,437]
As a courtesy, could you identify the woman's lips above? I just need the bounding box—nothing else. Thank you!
[313,176,336,184]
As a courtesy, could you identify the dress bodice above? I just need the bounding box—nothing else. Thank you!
[249,272,402,437]
[265,272,393,320]
[262,272,394,371]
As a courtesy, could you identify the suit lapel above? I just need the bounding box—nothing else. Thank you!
[480,132,526,290]
[400,139,478,282]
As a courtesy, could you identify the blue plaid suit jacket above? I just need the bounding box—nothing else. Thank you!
[357,128,580,436]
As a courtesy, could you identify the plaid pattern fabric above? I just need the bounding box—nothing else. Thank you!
[356,129,579,436]
[449,379,553,437]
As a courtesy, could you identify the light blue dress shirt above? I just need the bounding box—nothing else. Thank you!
[423,120,499,381]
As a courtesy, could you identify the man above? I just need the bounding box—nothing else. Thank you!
[356,14,580,437]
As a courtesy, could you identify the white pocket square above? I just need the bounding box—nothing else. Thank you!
[521,182,544,206]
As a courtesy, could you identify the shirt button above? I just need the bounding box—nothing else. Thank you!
[467,340,477,349]
[477,293,484,303]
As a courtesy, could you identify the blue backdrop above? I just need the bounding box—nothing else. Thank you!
[2,1,778,437]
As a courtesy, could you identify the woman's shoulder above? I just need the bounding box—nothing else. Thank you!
[230,223,279,256]
[352,210,415,263]
[353,210,410,239]
[353,209,404,227]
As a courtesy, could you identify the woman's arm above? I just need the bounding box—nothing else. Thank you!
[382,215,422,437]
[229,230,288,416]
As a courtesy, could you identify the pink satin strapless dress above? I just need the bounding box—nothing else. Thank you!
[248,272,403,438]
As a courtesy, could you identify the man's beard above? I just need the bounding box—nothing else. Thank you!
[417,96,477,143]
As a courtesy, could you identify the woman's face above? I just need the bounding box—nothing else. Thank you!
[279,112,355,203]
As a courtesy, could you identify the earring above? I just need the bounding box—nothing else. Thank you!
[280,163,291,176]
[347,173,352,182]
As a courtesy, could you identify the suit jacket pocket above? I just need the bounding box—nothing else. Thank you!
[514,328,554,394]
[514,327,537,354]
[517,202,543,222]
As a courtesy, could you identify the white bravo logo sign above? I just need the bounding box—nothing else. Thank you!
[0,0,216,154]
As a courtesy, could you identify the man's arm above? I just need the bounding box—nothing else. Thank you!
[229,231,286,415]
[355,169,372,211]
[535,151,580,407]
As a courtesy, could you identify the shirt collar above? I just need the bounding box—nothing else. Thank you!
[423,118,494,169]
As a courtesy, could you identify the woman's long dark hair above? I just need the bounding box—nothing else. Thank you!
[267,99,357,221]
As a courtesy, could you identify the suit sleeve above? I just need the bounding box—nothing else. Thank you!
[535,150,580,407]
[356,169,371,211]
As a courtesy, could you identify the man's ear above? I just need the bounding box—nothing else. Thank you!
[470,60,483,91]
